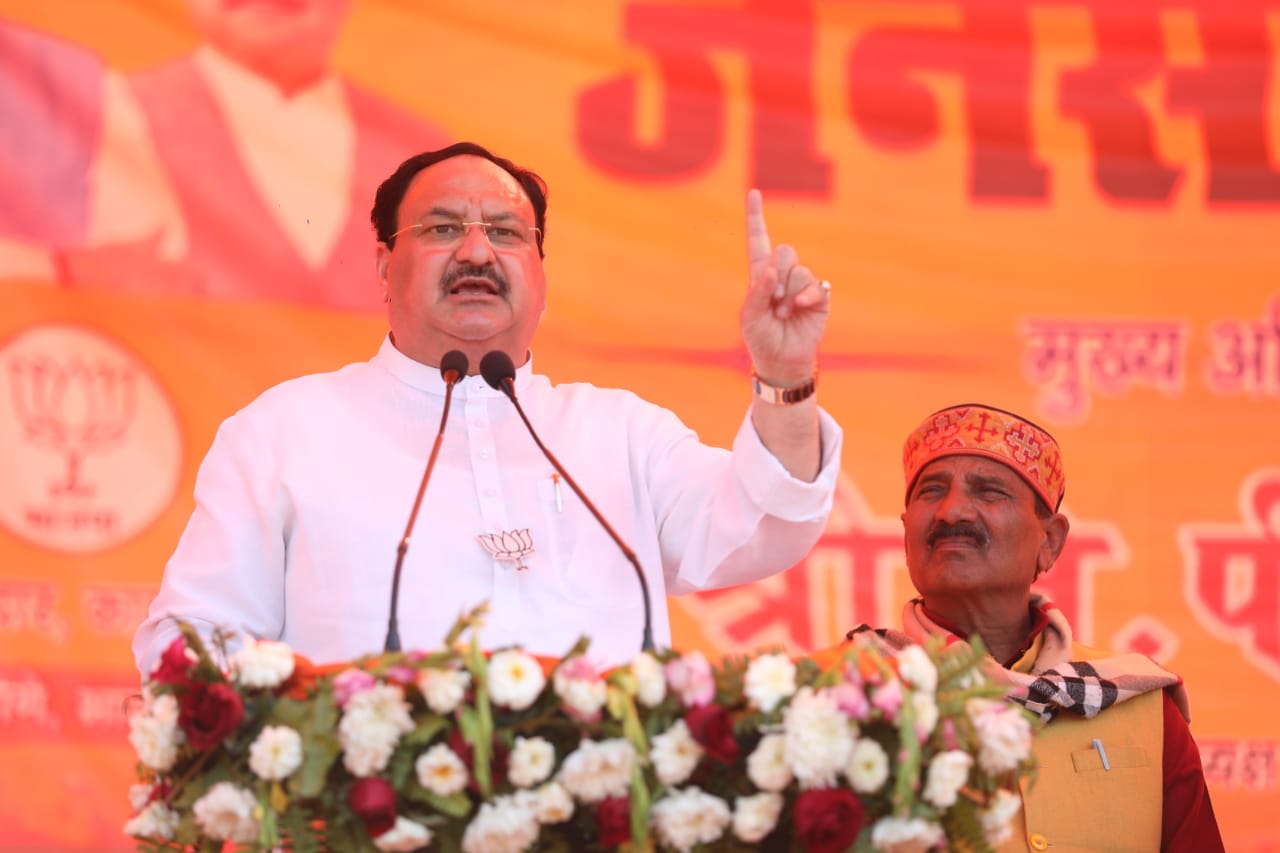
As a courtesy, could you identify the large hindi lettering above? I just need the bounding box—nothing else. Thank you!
[1179,470,1280,682]
[846,3,1046,198]
[577,1,1279,204]
[575,0,830,192]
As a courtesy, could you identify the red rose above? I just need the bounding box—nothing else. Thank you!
[683,704,740,764]
[794,788,865,853]
[349,777,397,837]
[596,796,632,847]
[177,681,244,751]
[151,637,193,685]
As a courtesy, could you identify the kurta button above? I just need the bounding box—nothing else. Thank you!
[1028,833,1049,851]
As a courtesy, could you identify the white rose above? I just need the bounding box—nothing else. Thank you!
[461,794,540,853]
[651,787,731,853]
[846,737,890,794]
[556,738,635,803]
[743,653,797,713]
[869,816,945,853]
[147,688,180,726]
[533,781,575,824]
[191,782,259,843]
[338,684,414,777]
[981,788,1023,846]
[922,750,973,808]
[732,792,783,843]
[128,783,156,813]
[123,801,180,840]
[416,743,470,796]
[746,733,792,792]
[229,636,295,688]
[894,645,938,693]
[508,736,556,788]
[630,651,667,707]
[374,816,434,852]
[650,719,704,786]
[912,691,939,739]
[417,667,471,715]
[128,693,184,772]
[783,687,855,789]
[553,658,608,721]
[248,724,303,781]
[968,698,1033,773]
[488,649,546,711]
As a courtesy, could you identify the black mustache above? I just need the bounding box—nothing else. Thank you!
[441,265,507,295]
[927,521,989,548]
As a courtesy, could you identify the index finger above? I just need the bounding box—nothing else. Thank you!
[745,188,772,283]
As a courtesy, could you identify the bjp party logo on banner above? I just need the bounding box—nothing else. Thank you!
[0,324,182,553]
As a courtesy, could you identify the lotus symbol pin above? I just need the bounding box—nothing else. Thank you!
[477,528,535,571]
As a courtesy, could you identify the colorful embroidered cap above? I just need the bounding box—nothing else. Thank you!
[902,404,1066,510]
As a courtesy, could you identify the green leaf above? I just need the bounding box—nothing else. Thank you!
[942,795,993,853]
[893,688,922,815]
[444,601,490,648]
[462,638,494,798]
[628,761,651,850]
[403,777,474,819]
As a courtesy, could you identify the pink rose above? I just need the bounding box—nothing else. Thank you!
[332,668,378,708]
[665,651,715,707]
[871,679,903,719]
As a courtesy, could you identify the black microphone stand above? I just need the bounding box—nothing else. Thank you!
[385,351,469,652]
[480,351,655,652]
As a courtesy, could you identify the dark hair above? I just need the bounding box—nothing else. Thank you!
[370,141,548,257]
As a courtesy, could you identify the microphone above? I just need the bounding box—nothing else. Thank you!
[385,349,469,652]
[479,350,655,652]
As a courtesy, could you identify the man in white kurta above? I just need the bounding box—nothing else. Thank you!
[135,142,841,671]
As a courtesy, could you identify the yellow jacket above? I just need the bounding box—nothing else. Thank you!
[998,641,1164,853]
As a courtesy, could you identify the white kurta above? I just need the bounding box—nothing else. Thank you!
[134,337,842,671]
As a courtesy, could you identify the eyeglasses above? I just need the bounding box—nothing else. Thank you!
[389,219,541,251]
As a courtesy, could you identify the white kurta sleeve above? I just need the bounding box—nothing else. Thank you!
[645,403,843,595]
[132,407,289,677]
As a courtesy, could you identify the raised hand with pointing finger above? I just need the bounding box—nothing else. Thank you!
[739,188,831,482]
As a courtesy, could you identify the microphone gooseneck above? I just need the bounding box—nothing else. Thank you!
[480,350,655,652]
[384,349,469,653]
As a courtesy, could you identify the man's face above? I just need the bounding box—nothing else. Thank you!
[187,0,349,86]
[901,455,1067,610]
[376,155,546,369]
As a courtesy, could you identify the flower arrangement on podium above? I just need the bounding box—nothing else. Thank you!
[126,605,1037,853]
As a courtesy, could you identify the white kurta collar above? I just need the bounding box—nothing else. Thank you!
[371,335,536,399]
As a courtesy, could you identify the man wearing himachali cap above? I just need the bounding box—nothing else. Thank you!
[852,404,1222,851]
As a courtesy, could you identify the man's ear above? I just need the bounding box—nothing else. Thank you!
[1035,512,1070,579]
[375,243,391,302]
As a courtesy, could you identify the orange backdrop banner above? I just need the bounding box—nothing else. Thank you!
[1,0,1277,849]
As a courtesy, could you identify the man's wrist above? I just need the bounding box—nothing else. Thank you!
[751,369,817,405]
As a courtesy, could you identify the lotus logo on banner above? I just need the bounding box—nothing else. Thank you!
[0,324,182,553]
